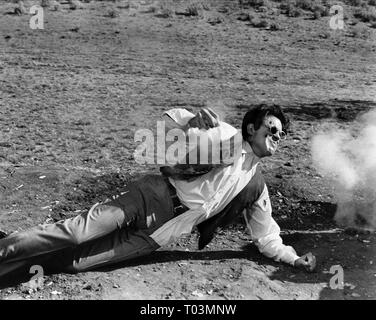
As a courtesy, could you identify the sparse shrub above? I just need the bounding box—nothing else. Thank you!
[351,24,371,38]
[140,5,156,13]
[13,1,26,15]
[280,1,304,17]
[370,21,376,27]
[258,19,269,27]
[41,0,61,10]
[250,16,269,27]
[186,3,200,16]
[237,12,251,21]
[319,31,331,38]
[347,0,364,6]
[312,4,329,17]
[295,0,314,11]
[269,22,281,30]
[69,0,84,10]
[289,7,303,16]
[207,15,223,25]
[117,1,130,9]
[41,0,50,7]
[49,0,61,11]
[354,6,376,22]
[155,7,173,18]
[201,2,210,10]
[280,0,296,12]
[106,8,120,18]
[239,0,266,8]
[17,0,26,14]
[312,9,321,19]
[258,5,269,12]
[369,0,376,5]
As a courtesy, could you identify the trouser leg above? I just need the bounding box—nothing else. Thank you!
[197,166,266,249]
[0,174,174,277]
[59,228,160,273]
[0,204,130,277]
[0,204,129,264]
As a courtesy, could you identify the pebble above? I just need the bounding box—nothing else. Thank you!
[191,290,204,297]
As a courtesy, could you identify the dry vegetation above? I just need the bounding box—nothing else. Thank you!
[0,0,375,300]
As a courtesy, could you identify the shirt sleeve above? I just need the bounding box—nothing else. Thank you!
[243,185,300,266]
[162,108,241,166]
[163,108,195,126]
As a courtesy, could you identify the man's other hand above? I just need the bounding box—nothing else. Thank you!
[187,108,220,130]
[294,252,317,272]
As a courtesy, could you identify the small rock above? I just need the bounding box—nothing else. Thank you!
[0,142,11,147]
[351,293,361,298]
[50,290,62,295]
[191,290,204,298]
[83,284,92,290]
[237,12,250,21]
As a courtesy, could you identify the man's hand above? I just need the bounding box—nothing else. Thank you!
[187,108,220,130]
[294,252,317,272]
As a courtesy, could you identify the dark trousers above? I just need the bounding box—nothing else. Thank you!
[0,169,265,278]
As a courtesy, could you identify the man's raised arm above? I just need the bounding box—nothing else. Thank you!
[160,108,241,179]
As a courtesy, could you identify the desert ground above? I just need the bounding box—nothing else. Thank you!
[0,0,375,300]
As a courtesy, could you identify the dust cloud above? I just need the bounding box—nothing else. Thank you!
[311,109,376,230]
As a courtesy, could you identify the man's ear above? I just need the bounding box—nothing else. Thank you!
[247,123,255,137]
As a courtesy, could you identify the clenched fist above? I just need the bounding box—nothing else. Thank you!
[187,108,220,130]
[294,252,317,272]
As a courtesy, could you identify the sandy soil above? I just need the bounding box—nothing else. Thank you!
[0,0,375,300]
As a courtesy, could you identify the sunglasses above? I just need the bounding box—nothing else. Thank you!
[263,118,286,141]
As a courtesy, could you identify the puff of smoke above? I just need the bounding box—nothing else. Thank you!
[311,109,376,230]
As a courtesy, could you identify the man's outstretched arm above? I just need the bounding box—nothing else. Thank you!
[243,185,316,271]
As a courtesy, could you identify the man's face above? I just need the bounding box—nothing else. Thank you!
[248,115,286,158]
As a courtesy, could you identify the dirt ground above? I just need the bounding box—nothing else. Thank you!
[0,0,375,300]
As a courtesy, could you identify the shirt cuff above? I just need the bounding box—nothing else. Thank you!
[280,245,300,266]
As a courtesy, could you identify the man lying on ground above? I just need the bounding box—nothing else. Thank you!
[0,105,316,278]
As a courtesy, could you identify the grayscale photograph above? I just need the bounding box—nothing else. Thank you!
[0,0,375,303]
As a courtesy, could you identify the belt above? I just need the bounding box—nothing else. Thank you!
[163,176,189,217]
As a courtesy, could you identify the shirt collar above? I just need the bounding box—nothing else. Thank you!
[242,140,253,154]
[242,140,260,160]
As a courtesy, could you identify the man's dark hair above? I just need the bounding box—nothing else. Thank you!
[241,104,290,141]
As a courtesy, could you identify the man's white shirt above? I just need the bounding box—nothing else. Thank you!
[150,108,300,266]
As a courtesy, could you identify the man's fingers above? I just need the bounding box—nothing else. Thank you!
[201,108,219,128]
[206,107,220,121]
[305,255,317,272]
